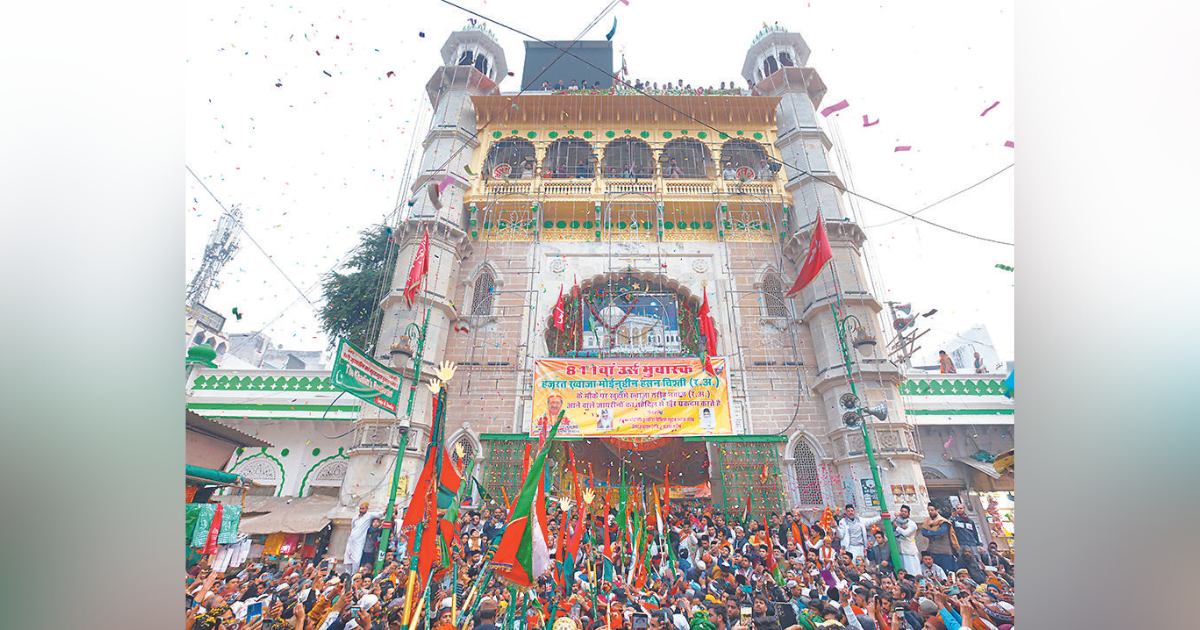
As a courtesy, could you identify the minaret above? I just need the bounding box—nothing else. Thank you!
[743,27,929,513]
[331,26,507,551]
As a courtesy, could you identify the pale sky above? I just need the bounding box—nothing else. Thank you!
[185,0,1014,365]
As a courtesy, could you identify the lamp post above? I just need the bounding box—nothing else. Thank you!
[832,306,903,572]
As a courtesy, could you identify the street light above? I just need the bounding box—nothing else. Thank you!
[840,314,878,358]
[833,308,904,572]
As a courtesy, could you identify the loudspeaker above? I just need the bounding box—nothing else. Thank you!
[894,303,912,315]
[842,410,861,429]
[862,403,888,422]
[893,315,917,331]
[839,393,860,410]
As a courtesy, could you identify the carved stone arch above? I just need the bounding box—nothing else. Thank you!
[230,455,285,497]
[922,466,949,480]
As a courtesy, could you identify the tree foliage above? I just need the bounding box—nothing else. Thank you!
[319,225,396,351]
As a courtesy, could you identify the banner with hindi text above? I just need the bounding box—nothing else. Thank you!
[531,358,732,437]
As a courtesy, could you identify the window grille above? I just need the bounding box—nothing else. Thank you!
[453,435,476,469]
[471,269,495,316]
[792,440,823,505]
[762,272,789,319]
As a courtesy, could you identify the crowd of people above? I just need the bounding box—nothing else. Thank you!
[539,78,751,96]
[186,497,1014,630]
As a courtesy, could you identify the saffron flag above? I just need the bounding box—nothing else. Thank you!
[785,213,833,297]
[818,506,835,533]
[553,285,566,331]
[493,419,563,588]
[404,228,430,308]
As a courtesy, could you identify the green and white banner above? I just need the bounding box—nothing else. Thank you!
[330,338,402,414]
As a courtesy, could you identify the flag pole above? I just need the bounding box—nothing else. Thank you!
[826,249,903,572]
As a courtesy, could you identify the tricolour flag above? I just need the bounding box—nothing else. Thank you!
[404,228,431,308]
[785,213,833,297]
[493,419,563,588]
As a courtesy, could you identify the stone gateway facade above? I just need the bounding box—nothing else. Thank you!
[330,25,931,555]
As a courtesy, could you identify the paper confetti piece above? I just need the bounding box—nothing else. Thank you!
[980,101,1000,116]
[862,115,879,127]
[820,99,849,117]
[387,71,395,78]
[944,437,954,449]
[419,32,425,38]
[323,70,332,77]
[232,307,243,321]
[464,165,474,176]
[437,175,454,195]
[1004,140,1014,148]
[894,145,912,152]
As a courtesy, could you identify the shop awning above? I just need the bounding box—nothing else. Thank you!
[956,457,1002,480]
[225,496,338,534]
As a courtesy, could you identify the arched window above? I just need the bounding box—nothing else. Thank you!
[471,267,495,316]
[484,138,536,179]
[601,138,655,179]
[763,55,779,77]
[762,271,789,319]
[474,55,489,76]
[452,434,476,469]
[661,138,712,178]
[792,439,822,505]
[459,50,474,66]
[778,51,794,67]
[721,139,770,174]
[543,138,595,178]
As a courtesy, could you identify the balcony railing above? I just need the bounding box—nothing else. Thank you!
[473,174,784,199]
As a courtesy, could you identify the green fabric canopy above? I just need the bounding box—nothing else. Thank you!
[186,464,244,486]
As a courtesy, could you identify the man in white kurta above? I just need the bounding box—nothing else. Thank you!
[892,504,922,576]
[343,501,383,575]
[836,504,881,560]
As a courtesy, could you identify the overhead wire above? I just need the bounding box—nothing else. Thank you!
[437,0,1013,246]
[863,163,1014,229]
[187,165,321,309]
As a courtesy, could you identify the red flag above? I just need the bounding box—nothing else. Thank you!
[202,503,223,555]
[697,287,717,356]
[786,213,833,297]
[553,285,566,331]
[404,228,431,308]
[763,513,777,571]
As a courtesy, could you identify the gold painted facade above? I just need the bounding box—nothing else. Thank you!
[462,93,791,244]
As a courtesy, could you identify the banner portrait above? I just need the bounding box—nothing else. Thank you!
[531,358,732,437]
